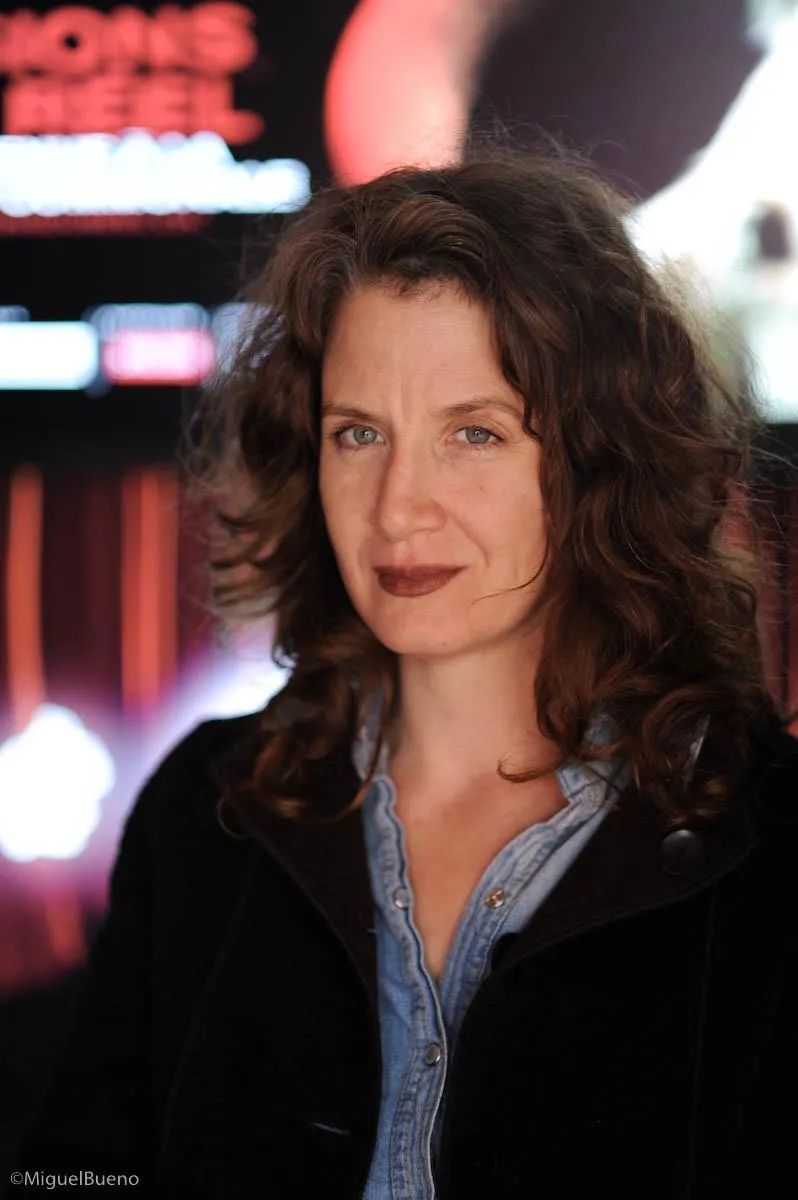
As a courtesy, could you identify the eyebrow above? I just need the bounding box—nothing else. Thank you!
[320,397,523,422]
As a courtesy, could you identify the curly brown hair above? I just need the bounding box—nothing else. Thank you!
[187,142,798,833]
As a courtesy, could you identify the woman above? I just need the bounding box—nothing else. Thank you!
[17,147,798,1198]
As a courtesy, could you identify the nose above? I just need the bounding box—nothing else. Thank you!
[374,444,446,542]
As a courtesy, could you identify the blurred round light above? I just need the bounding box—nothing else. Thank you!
[0,705,115,863]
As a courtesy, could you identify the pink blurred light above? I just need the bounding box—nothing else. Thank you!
[101,327,216,385]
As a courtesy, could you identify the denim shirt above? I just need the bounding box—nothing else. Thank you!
[354,698,709,1200]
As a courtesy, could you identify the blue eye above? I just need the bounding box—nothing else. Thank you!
[328,423,503,450]
[457,425,501,449]
[332,424,382,447]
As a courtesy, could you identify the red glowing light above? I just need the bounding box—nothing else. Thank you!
[101,327,216,385]
[0,4,264,143]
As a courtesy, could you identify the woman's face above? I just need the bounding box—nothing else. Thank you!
[319,283,547,660]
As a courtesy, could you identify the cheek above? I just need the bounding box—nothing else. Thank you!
[462,479,524,528]
[319,472,363,559]
[472,485,544,571]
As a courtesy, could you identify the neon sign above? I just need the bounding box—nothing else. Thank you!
[0,321,99,389]
[0,302,260,388]
[0,4,311,234]
[0,132,310,219]
[0,3,263,141]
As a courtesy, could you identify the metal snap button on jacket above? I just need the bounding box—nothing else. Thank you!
[392,887,410,909]
[484,887,507,909]
[659,829,706,876]
[424,1043,443,1066]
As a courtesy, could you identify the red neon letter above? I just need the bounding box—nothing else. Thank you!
[131,70,190,133]
[0,10,41,76]
[65,71,129,133]
[148,5,191,70]
[4,76,66,133]
[192,3,258,74]
[193,75,263,144]
[103,6,148,69]
[39,7,104,76]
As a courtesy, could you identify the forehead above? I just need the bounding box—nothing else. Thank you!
[323,283,503,385]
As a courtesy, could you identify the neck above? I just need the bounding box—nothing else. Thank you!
[387,633,557,796]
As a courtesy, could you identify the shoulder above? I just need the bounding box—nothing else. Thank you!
[128,713,264,841]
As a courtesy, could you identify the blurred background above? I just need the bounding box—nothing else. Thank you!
[2,0,798,1180]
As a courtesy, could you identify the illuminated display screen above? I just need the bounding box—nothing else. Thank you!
[1,0,797,466]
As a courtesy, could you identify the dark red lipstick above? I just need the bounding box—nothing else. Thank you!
[374,565,464,597]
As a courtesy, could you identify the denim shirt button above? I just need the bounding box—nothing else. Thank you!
[393,887,410,909]
[424,1043,443,1066]
[484,887,507,909]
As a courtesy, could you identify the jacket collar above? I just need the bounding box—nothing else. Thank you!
[219,708,798,1016]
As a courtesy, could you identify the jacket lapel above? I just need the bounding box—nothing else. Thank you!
[500,711,798,970]
[220,737,381,1014]
[496,771,753,972]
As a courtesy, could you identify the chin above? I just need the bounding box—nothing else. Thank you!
[363,611,468,658]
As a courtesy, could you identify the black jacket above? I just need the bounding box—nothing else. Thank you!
[16,708,798,1198]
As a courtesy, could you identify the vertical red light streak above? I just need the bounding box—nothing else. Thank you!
[3,465,86,981]
[5,465,45,733]
[121,467,179,716]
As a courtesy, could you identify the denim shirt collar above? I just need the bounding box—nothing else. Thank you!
[351,681,710,800]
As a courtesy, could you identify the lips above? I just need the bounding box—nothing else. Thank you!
[374,566,463,597]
